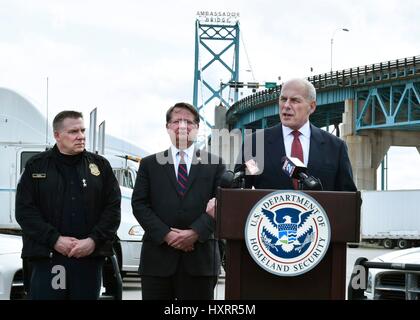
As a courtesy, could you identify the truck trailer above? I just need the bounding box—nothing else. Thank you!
[360,190,420,249]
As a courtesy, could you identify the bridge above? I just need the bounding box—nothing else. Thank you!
[220,55,420,190]
[226,55,420,132]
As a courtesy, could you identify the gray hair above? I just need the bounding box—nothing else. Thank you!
[282,78,316,102]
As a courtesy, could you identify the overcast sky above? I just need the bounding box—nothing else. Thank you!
[1,0,419,189]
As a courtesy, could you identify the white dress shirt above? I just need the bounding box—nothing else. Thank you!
[170,144,195,176]
[282,121,311,166]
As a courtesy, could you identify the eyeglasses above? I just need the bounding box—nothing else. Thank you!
[168,119,197,127]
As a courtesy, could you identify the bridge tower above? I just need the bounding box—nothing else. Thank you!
[193,12,240,132]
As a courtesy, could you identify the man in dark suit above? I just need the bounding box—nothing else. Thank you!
[240,78,356,191]
[131,102,225,300]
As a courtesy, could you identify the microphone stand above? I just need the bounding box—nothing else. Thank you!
[297,179,303,190]
[239,176,245,189]
[297,175,323,191]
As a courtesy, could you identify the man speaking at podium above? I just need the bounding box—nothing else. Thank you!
[239,78,356,192]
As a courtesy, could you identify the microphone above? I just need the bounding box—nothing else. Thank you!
[219,170,244,188]
[220,160,259,188]
[281,156,323,190]
[220,170,238,188]
[281,156,307,179]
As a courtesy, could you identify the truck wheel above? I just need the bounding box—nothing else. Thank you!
[383,239,395,249]
[397,239,409,249]
[347,243,359,248]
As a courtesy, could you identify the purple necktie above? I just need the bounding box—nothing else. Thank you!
[177,151,188,196]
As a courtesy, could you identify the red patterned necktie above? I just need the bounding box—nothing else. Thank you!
[177,151,188,196]
[291,131,303,190]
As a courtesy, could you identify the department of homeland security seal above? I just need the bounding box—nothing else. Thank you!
[244,191,330,277]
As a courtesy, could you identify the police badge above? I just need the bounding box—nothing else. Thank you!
[89,163,100,176]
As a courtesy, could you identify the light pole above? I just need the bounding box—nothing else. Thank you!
[330,28,349,72]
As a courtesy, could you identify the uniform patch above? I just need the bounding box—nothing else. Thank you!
[32,173,46,178]
[244,191,331,277]
[89,163,100,176]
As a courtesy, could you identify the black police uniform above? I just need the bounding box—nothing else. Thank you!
[15,145,121,299]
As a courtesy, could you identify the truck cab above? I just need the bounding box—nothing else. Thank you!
[0,144,46,230]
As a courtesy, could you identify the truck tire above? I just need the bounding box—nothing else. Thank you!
[383,239,395,249]
[397,239,409,249]
[347,243,359,248]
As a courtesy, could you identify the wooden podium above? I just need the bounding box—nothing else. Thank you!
[216,188,361,299]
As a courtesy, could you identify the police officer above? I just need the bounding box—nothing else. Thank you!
[16,110,121,300]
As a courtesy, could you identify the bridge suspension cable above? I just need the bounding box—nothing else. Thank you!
[240,27,256,82]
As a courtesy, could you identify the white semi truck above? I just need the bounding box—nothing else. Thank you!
[360,190,420,249]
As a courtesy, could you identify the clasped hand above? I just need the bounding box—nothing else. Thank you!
[54,236,96,258]
[164,228,198,252]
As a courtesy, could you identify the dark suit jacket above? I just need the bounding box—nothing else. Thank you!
[131,148,225,277]
[240,123,357,191]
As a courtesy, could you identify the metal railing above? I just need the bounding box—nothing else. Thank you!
[308,55,419,89]
[228,85,282,119]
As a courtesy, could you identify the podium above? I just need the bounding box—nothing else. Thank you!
[216,188,361,299]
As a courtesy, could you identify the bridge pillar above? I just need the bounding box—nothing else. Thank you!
[344,134,379,190]
[341,99,384,190]
[341,99,420,190]
[215,103,228,130]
